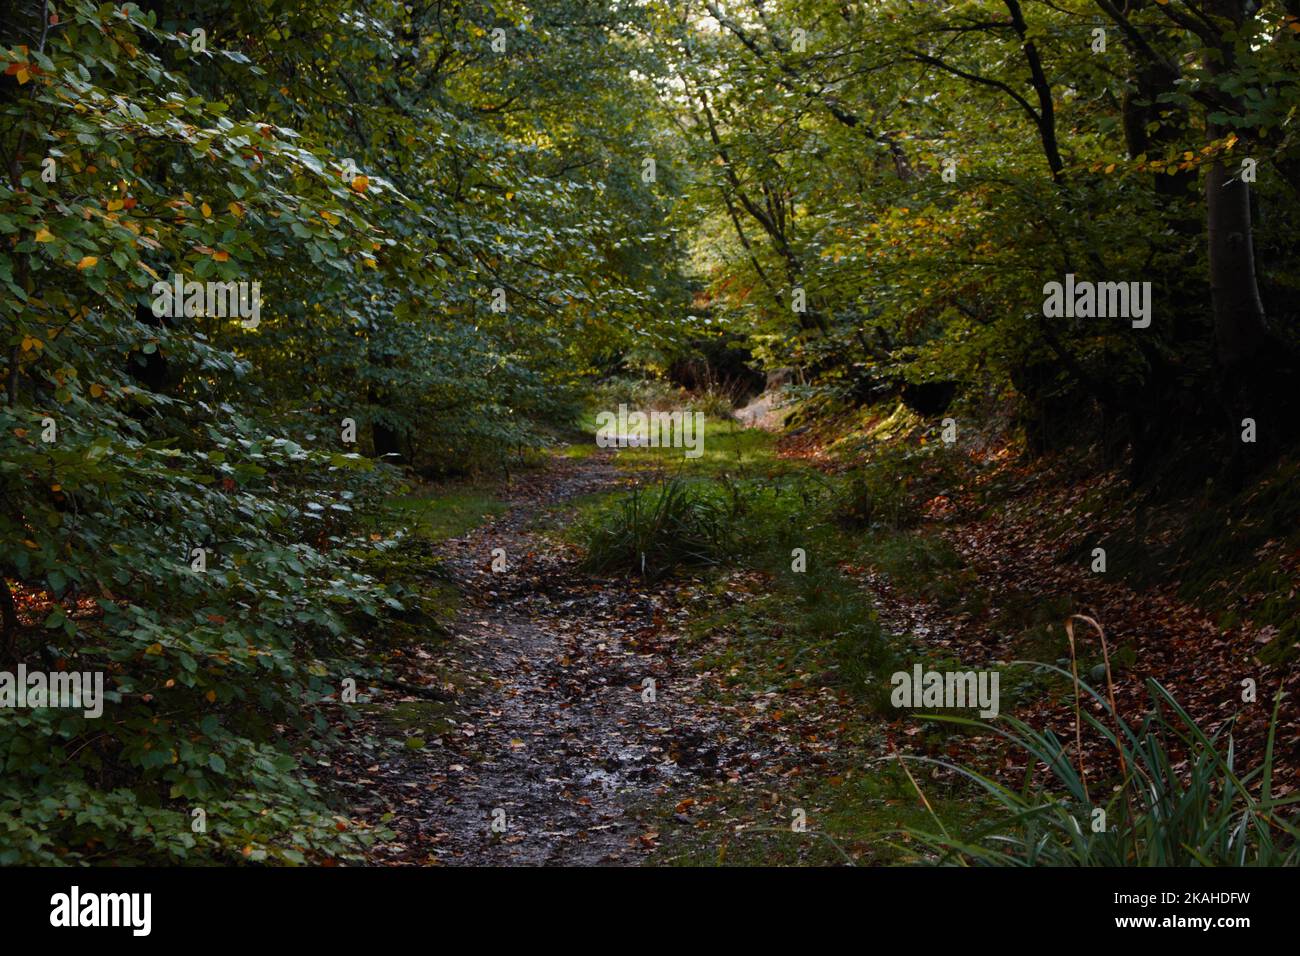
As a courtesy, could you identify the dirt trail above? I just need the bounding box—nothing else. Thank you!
[349,452,738,865]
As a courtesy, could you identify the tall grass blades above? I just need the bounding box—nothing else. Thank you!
[580,478,736,582]
[899,672,1300,865]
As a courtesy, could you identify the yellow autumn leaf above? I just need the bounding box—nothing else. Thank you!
[350,174,369,193]
[76,255,98,270]
[363,257,377,268]
[15,68,29,84]
[228,201,244,218]
[1104,163,1116,174]
[107,199,124,211]
[212,250,229,262]
[206,690,217,703]
[34,227,53,243]
[89,383,105,397]
[321,210,340,225]
[201,202,212,218]
[145,642,164,655]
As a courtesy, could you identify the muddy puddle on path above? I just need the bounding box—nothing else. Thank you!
[342,454,743,865]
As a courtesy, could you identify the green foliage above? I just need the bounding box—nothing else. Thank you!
[659,0,1300,465]
[580,477,737,582]
[835,439,964,531]
[904,675,1300,866]
[4,0,1297,867]
[0,0,688,863]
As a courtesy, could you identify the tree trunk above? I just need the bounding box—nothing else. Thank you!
[1205,159,1268,370]
[1202,0,1269,373]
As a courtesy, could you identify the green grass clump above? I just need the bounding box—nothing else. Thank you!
[580,477,737,582]
[903,671,1300,866]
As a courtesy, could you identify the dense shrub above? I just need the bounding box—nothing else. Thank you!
[0,0,682,862]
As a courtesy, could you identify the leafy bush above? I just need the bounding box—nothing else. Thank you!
[590,376,689,413]
[0,0,683,863]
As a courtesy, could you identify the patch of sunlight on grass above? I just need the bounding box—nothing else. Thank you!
[609,417,785,477]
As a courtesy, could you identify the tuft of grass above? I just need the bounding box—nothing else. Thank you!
[900,620,1300,865]
[579,477,737,582]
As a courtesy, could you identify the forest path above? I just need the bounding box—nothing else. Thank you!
[345,450,778,865]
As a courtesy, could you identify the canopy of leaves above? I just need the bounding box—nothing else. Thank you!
[0,0,686,863]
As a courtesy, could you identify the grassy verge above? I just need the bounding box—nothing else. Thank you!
[555,408,1001,864]
[566,390,1298,865]
[648,760,987,866]
[384,484,510,543]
